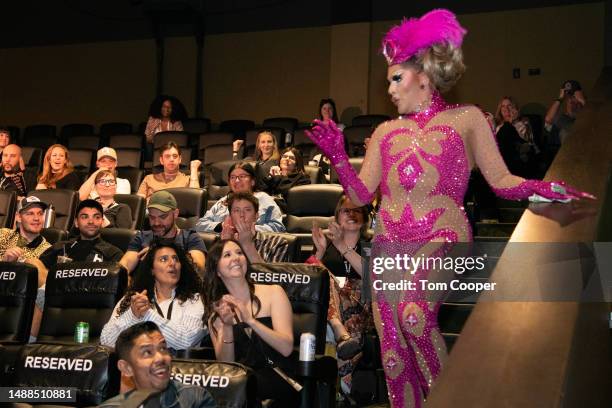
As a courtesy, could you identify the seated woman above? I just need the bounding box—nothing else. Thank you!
[311,98,347,179]
[35,144,81,190]
[144,95,186,161]
[495,96,539,177]
[195,161,285,233]
[233,130,280,178]
[307,195,374,395]
[202,239,298,406]
[137,142,201,203]
[262,147,311,208]
[94,170,133,229]
[100,242,205,351]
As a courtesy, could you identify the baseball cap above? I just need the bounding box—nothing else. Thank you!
[97,147,118,161]
[148,191,178,212]
[18,196,49,213]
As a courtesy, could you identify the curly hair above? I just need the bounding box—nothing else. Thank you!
[402,42,465,93]
[37,144,74,188]
[201,239,261,336]
[116,241,202,317]
[148,95,188,122]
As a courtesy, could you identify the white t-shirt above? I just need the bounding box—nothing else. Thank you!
[88,177,131,199]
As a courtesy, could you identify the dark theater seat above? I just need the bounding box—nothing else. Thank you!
[172,359,257,407]
[0,262,38,344]
[12,343,120,406]
[38,261,127,344]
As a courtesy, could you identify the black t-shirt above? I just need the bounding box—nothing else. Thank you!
[0,173,27,196]
[321,241,363,279]
[40,237,124,269]
[54,172,81,190]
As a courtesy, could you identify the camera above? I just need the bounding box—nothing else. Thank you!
[562,80,581,96]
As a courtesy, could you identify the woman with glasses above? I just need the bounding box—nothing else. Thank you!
[262,147,311,208]
[101,242,205,351]
[94,170,133,229]
[195,161,285,233]
[307,195,373,395]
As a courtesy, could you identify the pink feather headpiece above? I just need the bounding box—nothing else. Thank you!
[381,9,467,65]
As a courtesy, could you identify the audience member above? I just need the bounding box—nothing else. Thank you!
[202,239,298,406]
[0,128,10,155]
[262,147,311,208]
[221,192,288,263]
[0,196,51,287]
[144,95,187,161]
[307,195,374,393]
[32,199,124,340]
[494,97,538,177]
[35,144,81,190]
[79,147,131,200]
[120,191,207,275]
[0,144,27,196]
[101,242,205,351]
[311,99,348,178]
[544,80,586,147]
[254,131,281,179]
[195,161,284,233]
[137,142,201,202]
[94,170,133,228]
[98,322,216,408]
[40,199,124,267]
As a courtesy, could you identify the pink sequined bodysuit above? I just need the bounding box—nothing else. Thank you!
[331,92,539,407]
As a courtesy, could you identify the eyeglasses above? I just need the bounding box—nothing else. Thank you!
[281,154,296,161]
[229,175,251,182]
[157,254,180,264]
[339,207,365,216]
[96,179,116,186]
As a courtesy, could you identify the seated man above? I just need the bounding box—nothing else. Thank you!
[99,322,216,408]
[221,191,288,263]
[0,144,27,197]
[40,199,124,267]
[33,199,125,341]
[0,195,51,286]
[79,147,131,200]
[195,161,285,233]
[137,142,201,203]
[120,191,206,275]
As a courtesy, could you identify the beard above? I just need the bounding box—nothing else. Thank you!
[3,163,19,174]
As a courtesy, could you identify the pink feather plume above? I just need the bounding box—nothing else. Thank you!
[382,9,467,65]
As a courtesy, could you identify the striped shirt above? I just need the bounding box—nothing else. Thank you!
[100,291,205,350]
[254,231,289,263]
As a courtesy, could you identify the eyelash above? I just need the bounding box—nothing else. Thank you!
[392,74,402,83]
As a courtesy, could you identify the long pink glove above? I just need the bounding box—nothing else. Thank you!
[306,119,374,203]
[494,180,596,202]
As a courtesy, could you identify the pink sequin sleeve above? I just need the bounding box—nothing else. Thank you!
[465,107,590,201]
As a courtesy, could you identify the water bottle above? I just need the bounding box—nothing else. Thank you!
[43,204,55,228]
[285,132,292,146]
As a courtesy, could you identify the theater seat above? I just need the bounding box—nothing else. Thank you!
[351,114,390,127]
[0,190,17,228]
[27,189,78,231]
[12,343,120,406]
[249,263,337,407]
[163,188,207,229]
[197,232,219,250]
[116,167,144,193]
[114,194,145,229]
[100,228,137,253]
[304,165,325,184]
[154,131,189,149]
[330,157,364,184]
[41,228,69,244]
[109,134,143,150]
[285,184,343,261]
[38,261,127,344]
[172,359,256,407]
[0,262,38,344]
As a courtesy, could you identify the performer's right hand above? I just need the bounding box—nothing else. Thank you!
[305,119,348,165]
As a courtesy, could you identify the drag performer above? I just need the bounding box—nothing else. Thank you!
[306,9,593,407]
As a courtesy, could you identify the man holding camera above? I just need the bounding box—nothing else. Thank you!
[544,80,586,146]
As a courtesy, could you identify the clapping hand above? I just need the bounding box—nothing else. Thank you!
[214,299,237,326]
[311,222,327,259]
[221,294,254,326]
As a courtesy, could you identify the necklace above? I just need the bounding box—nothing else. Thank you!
[342,243,358,276]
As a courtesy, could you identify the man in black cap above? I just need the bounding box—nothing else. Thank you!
[0,195,51,286]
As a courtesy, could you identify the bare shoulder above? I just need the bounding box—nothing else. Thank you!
[255,283,286,298]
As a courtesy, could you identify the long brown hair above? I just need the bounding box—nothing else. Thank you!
[201,239,261,336]
[38,144,74,188]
